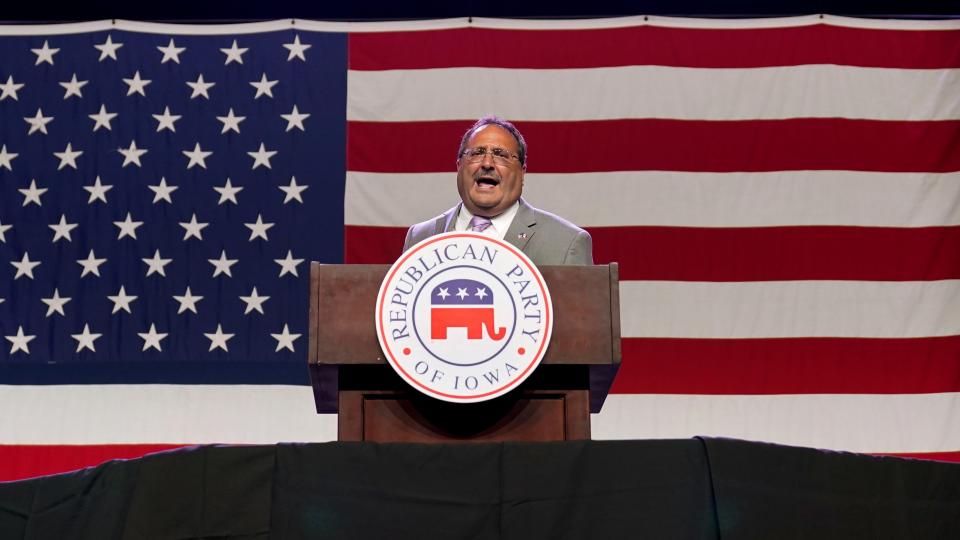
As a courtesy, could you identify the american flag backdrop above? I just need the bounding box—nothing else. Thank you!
[1,16,959,481]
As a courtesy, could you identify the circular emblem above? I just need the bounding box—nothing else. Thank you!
[376,232,553,403]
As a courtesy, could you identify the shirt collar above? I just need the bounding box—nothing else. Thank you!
[456,201,520,241]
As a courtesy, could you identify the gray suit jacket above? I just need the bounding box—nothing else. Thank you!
[402,198,593,265]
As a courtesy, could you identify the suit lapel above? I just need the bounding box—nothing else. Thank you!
[436,204,460,235]
[505,198,536,252]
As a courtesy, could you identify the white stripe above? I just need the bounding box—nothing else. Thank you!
[467,15,823,30]
[0,19,295,36]
[0,18,469,36]
[0,385,336,444]
[113,19,294,35]
[5,384,956,453]
[620,280,960,339]
[345,171,960,228]
[348,66,960,122]
[0,17,955,36]
[0,20,114,35]
[592,393,960,453]
[471,15,960,31]
[294,17,473,33]
[823,15,960,31]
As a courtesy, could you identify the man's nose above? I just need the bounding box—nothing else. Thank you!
[478,151,497,165]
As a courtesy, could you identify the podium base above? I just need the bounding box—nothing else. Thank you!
[338,389,590,442]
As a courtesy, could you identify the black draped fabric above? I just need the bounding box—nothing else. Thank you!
[701,438,960,539]
[1,439,959,539]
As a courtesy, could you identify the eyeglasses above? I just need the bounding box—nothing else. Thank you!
[460,146,522,166]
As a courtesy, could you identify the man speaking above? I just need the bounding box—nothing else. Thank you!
[403,116,593,266]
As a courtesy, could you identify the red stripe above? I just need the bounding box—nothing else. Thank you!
[347,119,960,173]
[345,225,407,264]
[349,26,960,70]
[876,451,960,463]
[611,336,960,395]
[591,226,960,281]
[345,225,960,281]
[0,444,186,482]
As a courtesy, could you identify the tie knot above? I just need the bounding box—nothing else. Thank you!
[468,215,493,233]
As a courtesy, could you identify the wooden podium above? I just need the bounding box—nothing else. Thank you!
[307,262,621,443]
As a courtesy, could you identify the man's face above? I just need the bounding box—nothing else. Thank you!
[456,124,525,218]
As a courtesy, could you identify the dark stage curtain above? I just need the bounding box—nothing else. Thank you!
[1,438,959,539]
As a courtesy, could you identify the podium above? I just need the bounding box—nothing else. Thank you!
[307,262,621,442]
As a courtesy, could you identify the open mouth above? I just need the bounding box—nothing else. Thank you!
[475,175,500,190]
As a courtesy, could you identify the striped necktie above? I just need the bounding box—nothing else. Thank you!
[468,215,493,233]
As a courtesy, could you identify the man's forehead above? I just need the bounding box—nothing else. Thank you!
[468,124,519,151]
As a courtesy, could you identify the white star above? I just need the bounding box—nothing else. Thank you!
[31,40,59,65]
[157,38,186,64]
[0,220,11,242]
[213,178,243,205]
[456,287,469,300]
[118,140,148,167]
[244,214,274,241]
[187,74,215,99]
[59,73,88,99]
[239,287,270,315]
[41,288,71,317]
[18,179,47,207]
[247,143,277,170]
[0,145,18,170]
[281,105,310,132]
[0,75,24,101]
[205,324,234,352]
[271,324,301,352]
[179,213,209,241]
[49,214,78,242]
[107,285,138,314]
[216,108,245,134]
[182,142,212,169]
[122,70,151,96]
[94,35,123,61]
[139,324,168,352]
[113,212,143,240]
[220,39,248,65]
[142,249,172,277]
[475,287,488,299]
[5,326,35,355]
[250,73,278,99]
[437,287,450,300]
[11,252,40,280]
[89,104,118,132]
[71,324,102,353]
[54,143,82,170]
[83,175,113,204]
[152,106,181,132]
[279,176,308,204]
[24,108,54,135]
[148,177,178,204]
[208,250,238,278]
[283,35,311,61]
[173,286,202,314]
[275,250,304,277]
[77,250,107,278]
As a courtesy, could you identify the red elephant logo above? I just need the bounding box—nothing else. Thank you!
[430,278,506,341]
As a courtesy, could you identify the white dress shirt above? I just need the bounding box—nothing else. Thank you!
[454,202,520,241]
